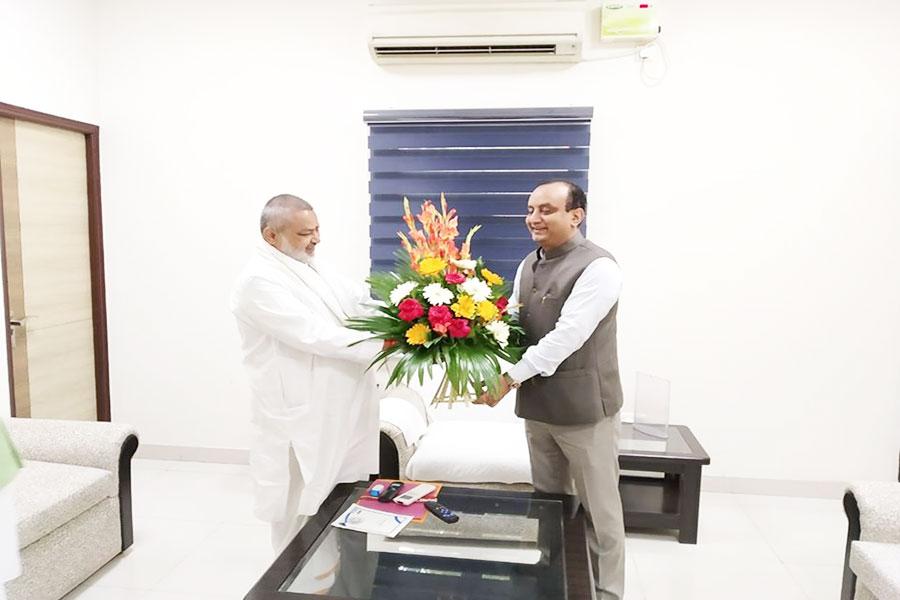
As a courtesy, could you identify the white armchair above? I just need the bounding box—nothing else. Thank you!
[378,380,533,486]
[841,457,900,600]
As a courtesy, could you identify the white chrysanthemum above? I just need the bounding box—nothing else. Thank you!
[450,258,477,271]
[389,281,418,305]
[485,320,510,348]
[460,277,492,302]
[422,283,454,306]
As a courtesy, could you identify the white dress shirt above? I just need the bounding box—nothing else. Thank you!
[506,254,623,385]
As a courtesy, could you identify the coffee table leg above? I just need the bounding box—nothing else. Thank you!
[678,465,702,544]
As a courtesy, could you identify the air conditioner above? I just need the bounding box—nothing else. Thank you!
[368,2,589,64]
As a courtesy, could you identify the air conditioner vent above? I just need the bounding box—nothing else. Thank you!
[373,43,560,57]
[370,34,580,63]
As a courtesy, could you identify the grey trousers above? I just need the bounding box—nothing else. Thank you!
[525,415,625,600]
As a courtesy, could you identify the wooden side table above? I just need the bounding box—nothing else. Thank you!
[618,423,711,544]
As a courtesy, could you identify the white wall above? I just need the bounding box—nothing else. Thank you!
[0,0,100,418]
[4,0,900,483]
[0,0,99,122]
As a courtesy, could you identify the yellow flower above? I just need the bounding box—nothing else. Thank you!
[481,268,503,286]
[450,294,476,319]
[418,257,447,276]
[405,323,430,346]
[476,300,499,321]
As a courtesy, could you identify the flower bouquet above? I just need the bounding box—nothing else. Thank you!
[348,195,523,405]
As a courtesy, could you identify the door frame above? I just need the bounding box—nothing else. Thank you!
[0,101,110,421]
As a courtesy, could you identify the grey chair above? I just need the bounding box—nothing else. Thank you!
[4,418,138,600]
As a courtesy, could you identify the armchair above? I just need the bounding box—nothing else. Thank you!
[841,453,900,600]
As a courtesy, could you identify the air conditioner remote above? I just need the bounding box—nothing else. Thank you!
[424,501,459,523]
[393,483,436,506]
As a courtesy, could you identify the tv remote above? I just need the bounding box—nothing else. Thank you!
[424,501,459,523]
[377,481,404,503]
[393,483,436,506]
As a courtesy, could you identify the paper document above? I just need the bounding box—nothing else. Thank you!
[331,503,412,538]
[367,533,542,565]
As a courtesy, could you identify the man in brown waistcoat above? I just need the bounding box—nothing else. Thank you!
[476,180,625,600]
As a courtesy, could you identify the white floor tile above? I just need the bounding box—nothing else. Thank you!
[131,468,260,525]
[785,562,844,600]
[739,495,847,566]
[632,550,808,600]
[626,492,773,562]
[624,554,647,600]
[135,591,233,600]
[63,584,140,599]
[152,522,272,597]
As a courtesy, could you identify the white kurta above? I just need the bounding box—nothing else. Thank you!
[231,242,383,521]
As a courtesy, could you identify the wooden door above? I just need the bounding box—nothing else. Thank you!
[0,103,109,421]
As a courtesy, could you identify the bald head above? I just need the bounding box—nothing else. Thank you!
[260,194,320,262]
[260,194,313,234]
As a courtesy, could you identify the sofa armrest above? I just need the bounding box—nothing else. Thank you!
[849,482,900,544]
[842,482,900,600]
[4,417,136,474]
[379,421,419,480]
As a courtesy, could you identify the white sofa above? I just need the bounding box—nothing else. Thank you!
[379,380,533,486]
[841,459,900,600]
[3,418,138,600]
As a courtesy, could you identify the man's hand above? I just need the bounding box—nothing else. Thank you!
[474,376,511,407]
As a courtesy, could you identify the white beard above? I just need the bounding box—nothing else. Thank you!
[275,239,315,266]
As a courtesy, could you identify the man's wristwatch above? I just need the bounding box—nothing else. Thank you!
[502,372,521,389]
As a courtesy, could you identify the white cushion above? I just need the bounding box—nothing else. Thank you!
[428,392,522,424]
[8,460,115,548]
[850,541,900,600]
[406,421,533,484]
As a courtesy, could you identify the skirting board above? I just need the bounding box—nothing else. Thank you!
[702,475,846,499]
[136,444,249,464]
[136,445,847,499]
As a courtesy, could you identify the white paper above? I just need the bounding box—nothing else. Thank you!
[331,503,412,538]
[366,534,542,565]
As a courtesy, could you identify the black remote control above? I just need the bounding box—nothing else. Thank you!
[424,501,459,523]
[378,481,404,503]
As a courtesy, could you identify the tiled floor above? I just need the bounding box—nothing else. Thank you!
[62,459,848,600]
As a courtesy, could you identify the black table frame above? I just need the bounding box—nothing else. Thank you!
[618,424,710,544]
[245,483,594,600]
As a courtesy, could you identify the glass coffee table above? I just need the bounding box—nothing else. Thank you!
[245,483,593,600]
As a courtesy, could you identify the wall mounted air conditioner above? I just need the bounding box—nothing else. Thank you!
[368,1,588,64]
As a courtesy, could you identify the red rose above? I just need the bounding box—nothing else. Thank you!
[428,305,453,334]
[397,298,424,322]
[496,296,509,314]
[447,318,471,339]
[444,272,466,285]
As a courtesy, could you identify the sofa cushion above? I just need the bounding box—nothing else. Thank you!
[406,421,533,484]
[8,460,115,548]
[850,541,900,600]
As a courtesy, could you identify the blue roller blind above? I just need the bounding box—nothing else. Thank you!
[364,107,592,283]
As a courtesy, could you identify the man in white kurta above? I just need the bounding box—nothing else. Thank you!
[231,194,384,551]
